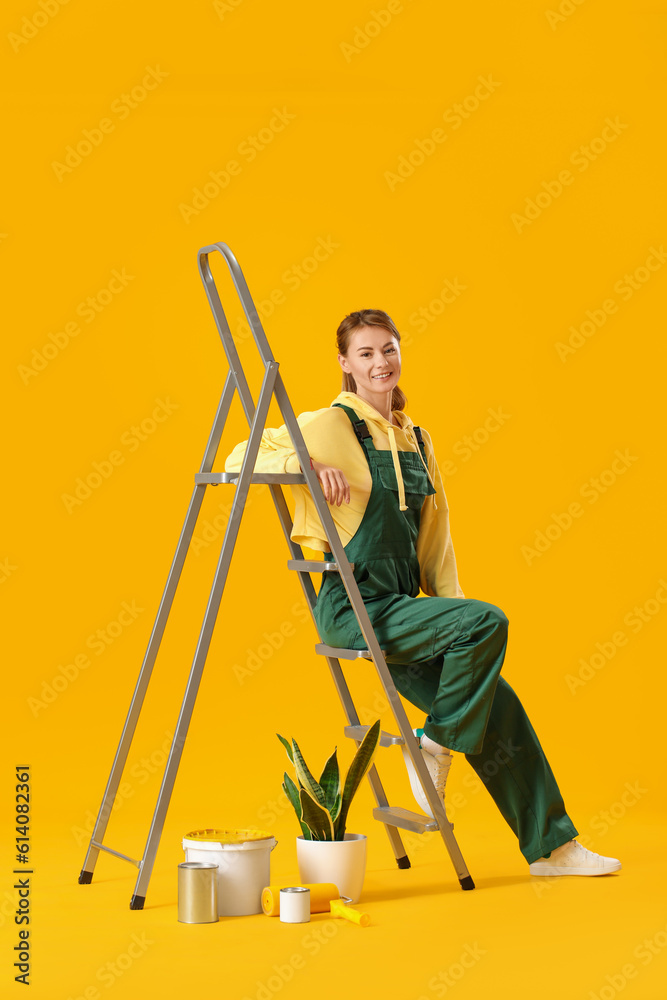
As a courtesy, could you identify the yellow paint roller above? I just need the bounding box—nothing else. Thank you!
[261,883,370,926]
[329,896,370,927]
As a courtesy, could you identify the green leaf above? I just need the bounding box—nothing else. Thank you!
[292,738,327,808]
[299,786,334,841]
[283,774,311,840]
[330,792,342,823]
[318,748,341,815]
[334,719,381,840]
[277,733,294,764]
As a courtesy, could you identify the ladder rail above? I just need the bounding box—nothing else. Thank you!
[129,359,280,907]
[79,371,236,882]
[319,649,411,866]
[198,242,275,369]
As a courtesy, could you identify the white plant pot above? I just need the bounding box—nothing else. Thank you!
[296,833,367,903]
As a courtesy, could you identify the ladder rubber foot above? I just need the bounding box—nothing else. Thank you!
[78,870,93,884]
[396,855,411,870]
[129,894,145,910]
[459,875,475,891]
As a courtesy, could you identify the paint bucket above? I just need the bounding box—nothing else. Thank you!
[182,828,277,916]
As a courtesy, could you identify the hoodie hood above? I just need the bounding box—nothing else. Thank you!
[330,391,438,511]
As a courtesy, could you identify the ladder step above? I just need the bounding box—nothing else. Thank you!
[373,806,438,834]
[288,559,355,573]
[195,472,306,485]
[344,725,404,747]
[315,643,387,661]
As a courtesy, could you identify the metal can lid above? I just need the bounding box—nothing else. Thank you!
[178,862,219,870]
[280,886,310,893]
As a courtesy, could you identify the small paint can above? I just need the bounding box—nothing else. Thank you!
[279,886,311,924]
[178,862,219,923]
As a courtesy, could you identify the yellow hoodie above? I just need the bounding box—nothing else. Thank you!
[223,390,465,599]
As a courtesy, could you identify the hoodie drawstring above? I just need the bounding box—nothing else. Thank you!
[387,424,408,511]
[411,428,439,511]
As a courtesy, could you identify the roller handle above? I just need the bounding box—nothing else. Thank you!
[330,899,370,927]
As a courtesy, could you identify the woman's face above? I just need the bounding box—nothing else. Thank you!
[338,325,401,403]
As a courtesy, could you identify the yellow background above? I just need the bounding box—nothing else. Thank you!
[3,0,666,997]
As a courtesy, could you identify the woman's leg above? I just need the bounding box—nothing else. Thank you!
[461,676,578,863]
[372,597,578,863]
[371,596,511,755]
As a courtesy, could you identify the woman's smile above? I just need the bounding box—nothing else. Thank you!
[338,324,402,421]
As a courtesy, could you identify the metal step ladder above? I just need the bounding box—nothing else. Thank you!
[77,241,474,909]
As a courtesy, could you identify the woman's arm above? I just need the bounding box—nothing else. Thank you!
[416,429,465,599]
[223,406,353,506]
[223,417,308,475]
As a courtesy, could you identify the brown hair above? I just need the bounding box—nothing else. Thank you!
[336,309,408,412]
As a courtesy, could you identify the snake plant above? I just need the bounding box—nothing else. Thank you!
[277,719,381,841]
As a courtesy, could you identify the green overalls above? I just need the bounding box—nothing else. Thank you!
[313,403,578,864]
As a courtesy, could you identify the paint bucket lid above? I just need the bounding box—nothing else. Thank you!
[183,828,276,852]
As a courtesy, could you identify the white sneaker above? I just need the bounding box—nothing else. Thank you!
[529,839,622,876]
[402,729,453,824]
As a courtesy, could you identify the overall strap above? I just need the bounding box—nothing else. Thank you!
[332,403,376,453]
[412,425,429,463]
[334,403,430,465]
[412,425,437,497]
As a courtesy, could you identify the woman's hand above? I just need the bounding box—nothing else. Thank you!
[310,459,350,506]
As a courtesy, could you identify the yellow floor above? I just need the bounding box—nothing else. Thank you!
[21,802,666,1000]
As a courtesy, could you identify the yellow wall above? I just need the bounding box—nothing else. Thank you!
[4,1,666,997]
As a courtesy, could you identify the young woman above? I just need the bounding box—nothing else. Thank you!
[224,308,621,877]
